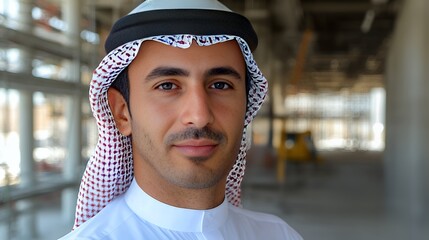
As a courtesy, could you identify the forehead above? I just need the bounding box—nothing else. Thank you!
[129,40,246,72]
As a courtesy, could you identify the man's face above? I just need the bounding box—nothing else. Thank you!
[118,40,247,195]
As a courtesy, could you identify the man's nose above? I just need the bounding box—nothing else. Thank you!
[180,86,214,128]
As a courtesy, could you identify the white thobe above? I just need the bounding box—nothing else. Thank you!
[60,179,302,240]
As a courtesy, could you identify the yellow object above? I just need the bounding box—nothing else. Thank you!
[278,130,321,164]
[277,129,322,183]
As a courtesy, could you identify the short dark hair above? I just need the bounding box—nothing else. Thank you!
[110,66,251,111]
[110,67,131,111]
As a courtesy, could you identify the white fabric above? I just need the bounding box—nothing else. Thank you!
[62,179,303,240]
[129,0,231,15]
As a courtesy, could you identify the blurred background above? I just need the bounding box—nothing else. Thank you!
[0,0,428,239]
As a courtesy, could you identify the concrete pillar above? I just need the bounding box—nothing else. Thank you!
[63,0,81,79]
[61,0,82,226]
[18,91,35,187]
[385,0,429,237]
[370,88,385,150]
[17,90,37,239]
[12,0,38,238]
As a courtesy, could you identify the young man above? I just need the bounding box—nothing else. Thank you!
[60,0,302,239]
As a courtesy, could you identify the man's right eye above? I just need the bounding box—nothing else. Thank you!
[156,82,177,90]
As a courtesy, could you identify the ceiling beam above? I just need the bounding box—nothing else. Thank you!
[302,2,371,13]
[301,2,397,13]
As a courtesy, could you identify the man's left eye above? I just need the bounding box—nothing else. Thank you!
[211,82,231,89]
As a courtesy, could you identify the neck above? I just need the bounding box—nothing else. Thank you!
[134,161,227,210]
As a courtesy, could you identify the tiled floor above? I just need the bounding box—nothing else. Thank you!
[2,149,428,239]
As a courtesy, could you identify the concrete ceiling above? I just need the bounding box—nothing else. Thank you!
[91,0,401,93]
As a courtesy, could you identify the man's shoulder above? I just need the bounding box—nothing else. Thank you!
[229,204,286,223]
[59,195,133,239]
[227,204,303,240]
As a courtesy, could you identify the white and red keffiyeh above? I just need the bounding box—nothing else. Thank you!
[74,0,268,229]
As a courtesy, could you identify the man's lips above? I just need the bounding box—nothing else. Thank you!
[172,139,218,158]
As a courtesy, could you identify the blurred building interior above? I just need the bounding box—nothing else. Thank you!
[0,0,428,239]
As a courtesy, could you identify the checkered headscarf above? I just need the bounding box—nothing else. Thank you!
[73,1,268,229]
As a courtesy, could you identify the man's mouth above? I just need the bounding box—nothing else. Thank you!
[172,139,219,159]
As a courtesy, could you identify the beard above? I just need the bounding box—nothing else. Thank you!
[133,126,240,190]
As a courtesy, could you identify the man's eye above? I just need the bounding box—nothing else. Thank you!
[211,82,231,90]
[157,82,177,90]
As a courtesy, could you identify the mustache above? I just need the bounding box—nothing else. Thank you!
[165,127,225,145]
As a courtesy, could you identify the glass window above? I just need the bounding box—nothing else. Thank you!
[81,65,93,85]
[0,0,6,16]
[0,88,20,187]
[278,90,385,151]
[82,99,97,162]
[33,92,68,175]
[32,55,71,81]
[0,45,30,73]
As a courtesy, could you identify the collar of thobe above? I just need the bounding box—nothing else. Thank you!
[124,178,229,232]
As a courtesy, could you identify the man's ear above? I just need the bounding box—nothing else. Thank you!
[107,88,132,136]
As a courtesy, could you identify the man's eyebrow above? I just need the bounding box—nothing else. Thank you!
[205,67,243,80]
[145,67,190,81]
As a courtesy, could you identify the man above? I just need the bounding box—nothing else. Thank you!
[61,0,302,239]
